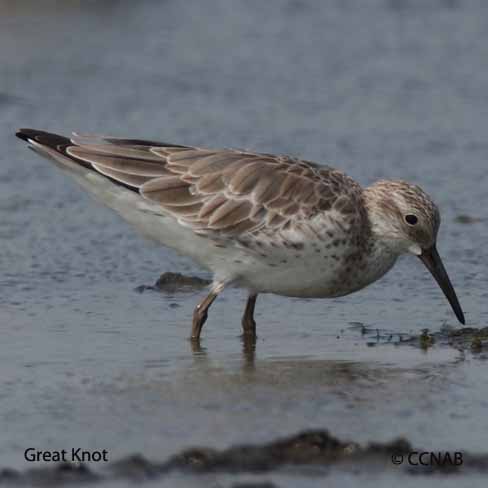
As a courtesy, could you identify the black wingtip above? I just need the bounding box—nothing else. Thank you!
[15,128,71,148]
[16,128,37,142]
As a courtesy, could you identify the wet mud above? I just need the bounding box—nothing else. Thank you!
[134,272,211,294]
[2,429,488,486]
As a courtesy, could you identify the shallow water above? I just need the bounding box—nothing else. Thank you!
[1,0,488,486]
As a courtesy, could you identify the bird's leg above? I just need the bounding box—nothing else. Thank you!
[191,282,224,340]
[241,293,258,337]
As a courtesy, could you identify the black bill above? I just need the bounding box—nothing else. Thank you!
[419,245,465,324]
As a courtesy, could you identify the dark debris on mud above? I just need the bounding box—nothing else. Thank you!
[2,430,488,486]
[135,272,211,294]
[355,322,488,355]
[404,326,488,354]
[454,214,485,224]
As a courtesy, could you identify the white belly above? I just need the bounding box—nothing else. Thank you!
[231,247,398,298]
[216,232,399,299]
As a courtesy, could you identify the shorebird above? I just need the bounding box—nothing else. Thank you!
[16,129,465,339]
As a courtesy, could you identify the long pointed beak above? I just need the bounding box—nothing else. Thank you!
[418,245,465,324]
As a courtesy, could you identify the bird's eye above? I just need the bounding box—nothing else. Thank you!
[405,214,418,225]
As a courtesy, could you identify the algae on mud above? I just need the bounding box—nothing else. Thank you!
[402,326,488,354]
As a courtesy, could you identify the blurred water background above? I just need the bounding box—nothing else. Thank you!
[0,0,487,486]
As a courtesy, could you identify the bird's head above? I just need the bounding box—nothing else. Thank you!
[365,180,465,324]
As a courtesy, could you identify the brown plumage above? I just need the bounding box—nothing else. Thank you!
[18,129,360,239]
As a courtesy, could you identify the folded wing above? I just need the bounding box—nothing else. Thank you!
[17,129,357,238]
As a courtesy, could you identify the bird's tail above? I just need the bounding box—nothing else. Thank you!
[16,127,145,209]
[16,128,95,176]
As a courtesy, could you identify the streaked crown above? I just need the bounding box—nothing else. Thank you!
[365,180,440,253]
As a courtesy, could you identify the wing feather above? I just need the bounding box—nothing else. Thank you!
[198,194,228,220]
[70,142,164,162]
[67,147,166,176]
[208,200,253,229]
[22,130,363,240]
[228,161,264,195]
[91,164,152,187]
[187,152,246,175]
[141,177,204,206]
[197,173,226,194]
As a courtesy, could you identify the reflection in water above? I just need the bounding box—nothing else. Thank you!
[189,334,257,372]
[186,340,416,393]
[185,322,460,389]
[241,334,257,373]
[189,337,206,356]
[173,345,463,432]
